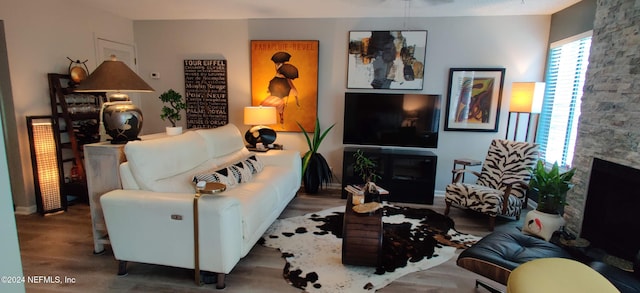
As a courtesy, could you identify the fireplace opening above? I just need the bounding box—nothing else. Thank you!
[581,158,640,263]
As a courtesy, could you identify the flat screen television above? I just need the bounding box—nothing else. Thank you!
[343,92,440,148]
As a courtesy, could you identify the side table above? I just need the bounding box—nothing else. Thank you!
[452,158,482,183]
[342,194,383,267]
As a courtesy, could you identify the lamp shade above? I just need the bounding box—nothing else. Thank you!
[244,106,277,126]
[509,82,545,113]
[74,55,154,93]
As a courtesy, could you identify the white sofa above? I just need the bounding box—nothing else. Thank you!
[100,124,301,288]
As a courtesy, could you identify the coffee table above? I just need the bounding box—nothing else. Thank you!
[342,193,383,267]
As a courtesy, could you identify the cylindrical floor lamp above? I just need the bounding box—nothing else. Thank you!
[506,82,545,142]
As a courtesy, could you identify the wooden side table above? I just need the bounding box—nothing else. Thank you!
[342,194,383,267]
[452,158,482,183]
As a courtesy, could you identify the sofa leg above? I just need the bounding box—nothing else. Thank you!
[117,261,128,276]
[216,273,226,289]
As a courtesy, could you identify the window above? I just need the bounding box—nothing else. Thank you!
[536,31,592,168]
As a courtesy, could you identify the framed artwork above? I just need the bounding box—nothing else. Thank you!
[251,40,319,132]
[347,30,427,90]
[444,68,505,132]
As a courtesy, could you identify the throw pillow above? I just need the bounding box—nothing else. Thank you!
[244,155,264,174]
[230,161,253,183]
[193,166,238,189]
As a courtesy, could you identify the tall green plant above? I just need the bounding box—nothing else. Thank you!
[528,160,576,214]
[297,119,335,176]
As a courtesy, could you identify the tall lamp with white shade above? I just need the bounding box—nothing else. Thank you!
[75,55,154,144]
[244,106,277,148]
[506,82,545,142]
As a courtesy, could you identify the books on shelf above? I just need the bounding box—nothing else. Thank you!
[344,184,389,196]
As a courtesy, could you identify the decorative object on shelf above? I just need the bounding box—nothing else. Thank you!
[243,106,277,147]
[159,89,187,136]
[67,57,89,86]
[444,68,505,132]
[26,116,66,215]
[298,118,335,194]
[347,30,427,90]
[250,40,319,132]
[506,82,545,142]
[363,181,381,203]
[522,160,576,241]
[75,55,154,144]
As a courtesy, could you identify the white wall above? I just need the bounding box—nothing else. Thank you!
[134,16,551,193]
[0,0,134,211]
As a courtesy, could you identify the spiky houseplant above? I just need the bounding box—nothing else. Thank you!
[159,89,187,127]
[297,118,335,194]
[528,160,576,214]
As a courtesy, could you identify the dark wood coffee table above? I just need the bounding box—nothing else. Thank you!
[342,194,383,267]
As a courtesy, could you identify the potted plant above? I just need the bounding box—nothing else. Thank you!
[159,89,187,135]
[353,149,381,183]
[297,118,335,194]
[523,160,576,240]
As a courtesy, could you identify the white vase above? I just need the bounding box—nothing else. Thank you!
[522,209,565,241]
[165,126,183,136]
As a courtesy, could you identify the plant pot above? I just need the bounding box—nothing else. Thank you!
[302,153,331,194]
[166,126,183,136]
[522,209,565,241]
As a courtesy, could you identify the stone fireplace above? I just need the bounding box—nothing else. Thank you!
[564,0,640,239]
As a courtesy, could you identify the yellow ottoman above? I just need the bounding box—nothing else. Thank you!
[506,258,619,293]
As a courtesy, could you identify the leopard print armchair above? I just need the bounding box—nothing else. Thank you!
[444,139,539,230]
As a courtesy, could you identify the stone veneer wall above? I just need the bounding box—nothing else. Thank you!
[564,0,640,235]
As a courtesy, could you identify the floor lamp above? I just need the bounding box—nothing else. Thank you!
[27,115,66,215]
[506,82,545,142]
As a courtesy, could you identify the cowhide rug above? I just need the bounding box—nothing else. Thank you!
[259,204,480,292]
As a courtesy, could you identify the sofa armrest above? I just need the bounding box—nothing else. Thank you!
[256,150,302,180]
[101,189,243,274]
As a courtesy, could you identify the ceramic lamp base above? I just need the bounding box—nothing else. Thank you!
[522,209,565,241]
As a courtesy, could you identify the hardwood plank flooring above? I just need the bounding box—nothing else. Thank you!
[15,189,529,292]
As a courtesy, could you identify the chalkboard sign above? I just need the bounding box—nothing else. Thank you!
[184,59,228,128]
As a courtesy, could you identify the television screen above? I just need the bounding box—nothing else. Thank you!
[343,92,440,148]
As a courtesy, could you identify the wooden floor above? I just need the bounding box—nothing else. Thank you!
[15,189,529,292]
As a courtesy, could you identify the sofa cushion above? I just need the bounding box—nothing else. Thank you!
[124,131,208,192]
[195,125,246,159]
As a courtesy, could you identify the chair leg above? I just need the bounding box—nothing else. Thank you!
[475,279,503,293]
[444,201,451,216]
[488,216,496,231]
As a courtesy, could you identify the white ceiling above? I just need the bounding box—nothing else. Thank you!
[73,0,582,20]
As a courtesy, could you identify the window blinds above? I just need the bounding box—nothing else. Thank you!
[536,32,592,168]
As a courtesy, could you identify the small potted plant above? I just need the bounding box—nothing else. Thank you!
[523,160,576,240]
[159,89,187,135]
[297,118,335,194]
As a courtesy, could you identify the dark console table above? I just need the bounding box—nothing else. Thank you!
[341,146,437,204]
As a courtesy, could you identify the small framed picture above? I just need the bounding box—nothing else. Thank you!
[444,68,505,132]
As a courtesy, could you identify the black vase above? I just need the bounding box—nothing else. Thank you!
[363,182,380,203]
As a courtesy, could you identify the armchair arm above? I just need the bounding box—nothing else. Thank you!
[500,179,530,212]
[451,169,481,183]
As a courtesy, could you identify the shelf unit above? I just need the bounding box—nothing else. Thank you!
[47,73,105,203]
[341,146,437,204]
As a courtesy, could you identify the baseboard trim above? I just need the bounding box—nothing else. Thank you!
[14,205,37,215]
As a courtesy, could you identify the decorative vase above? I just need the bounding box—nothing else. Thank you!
[166,126,183,136]
[363,182,380,203]
[522,209,565,241]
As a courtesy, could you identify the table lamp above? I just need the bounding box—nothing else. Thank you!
[75,55,154,144]
[506,82,545,142]
[244,106,277,147]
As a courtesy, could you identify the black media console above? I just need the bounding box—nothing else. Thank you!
[341,146,437,204]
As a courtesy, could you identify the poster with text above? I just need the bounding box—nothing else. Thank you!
[184,59,228,129]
